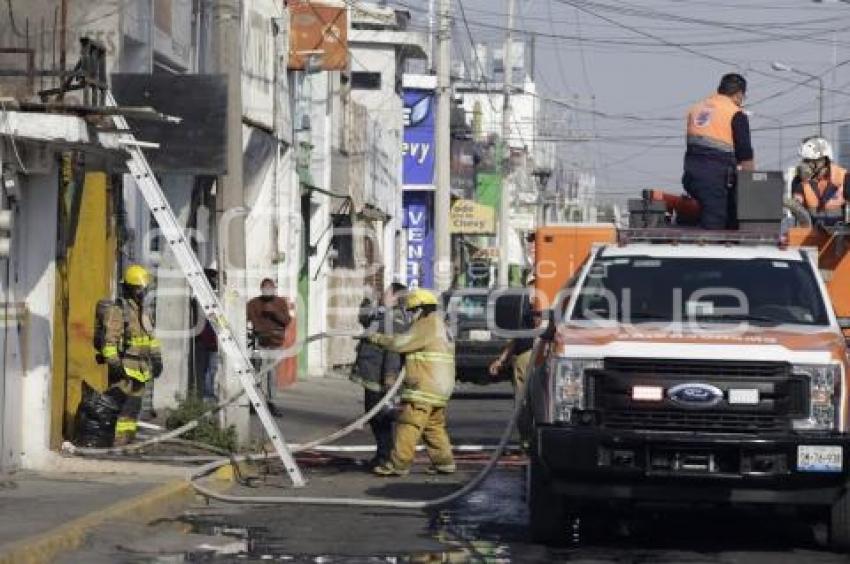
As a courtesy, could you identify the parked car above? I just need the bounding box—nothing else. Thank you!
[443,287,532,385]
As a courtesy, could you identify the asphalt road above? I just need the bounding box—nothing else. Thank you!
[61,378,850,562]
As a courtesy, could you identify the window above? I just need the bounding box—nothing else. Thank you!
[351,71,382,90]
[572,256,829,326]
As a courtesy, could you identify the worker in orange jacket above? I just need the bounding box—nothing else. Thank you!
[792,136,850,225]
[683,73,755,229]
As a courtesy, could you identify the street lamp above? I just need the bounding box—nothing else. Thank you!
[771,61,824,136]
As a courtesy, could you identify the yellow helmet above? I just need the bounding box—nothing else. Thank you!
[122,264,152,288]
[405,288,438,310]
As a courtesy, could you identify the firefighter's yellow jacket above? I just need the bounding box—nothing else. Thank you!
[101,298,161,383]
[369,312,455,407]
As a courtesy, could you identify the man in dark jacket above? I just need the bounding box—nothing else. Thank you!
[352,283,409,469]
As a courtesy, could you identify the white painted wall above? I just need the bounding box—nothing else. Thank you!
[9,167,59,470]
[349,44,406,288]
[305,72,333,377]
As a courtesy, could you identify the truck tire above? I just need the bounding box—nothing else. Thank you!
[528,454,569,544]
[830,489,850,551]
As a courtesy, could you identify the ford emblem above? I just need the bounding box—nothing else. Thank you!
[667,383,723,408]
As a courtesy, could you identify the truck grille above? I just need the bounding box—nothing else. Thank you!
[589,358,808,434]
[603,358,788,379]
[604,410,787,434]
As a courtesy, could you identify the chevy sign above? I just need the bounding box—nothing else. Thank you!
[402,89,435,188]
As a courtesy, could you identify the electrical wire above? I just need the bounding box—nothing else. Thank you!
[455,0,533,151]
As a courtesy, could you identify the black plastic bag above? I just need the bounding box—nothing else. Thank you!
[74,382,122,448]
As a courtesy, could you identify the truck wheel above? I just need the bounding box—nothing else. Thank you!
[528,455,569,544]
[830,489,850,551]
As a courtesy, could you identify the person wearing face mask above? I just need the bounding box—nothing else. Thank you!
[792,137,850,226]
[100,265,163,446]
[367,288,456,477]
[246,278,292,417]
[682,73,755,229]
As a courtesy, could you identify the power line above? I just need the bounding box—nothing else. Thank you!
[455,0,532,150]
[551,0,850,100]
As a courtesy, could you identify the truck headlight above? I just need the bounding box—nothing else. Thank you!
[792,363,841,432]
[551,358,602,423]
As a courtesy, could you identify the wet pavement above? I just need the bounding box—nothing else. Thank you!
[58,379,850,562]
[59,460,850,563]
[167,465,846,563]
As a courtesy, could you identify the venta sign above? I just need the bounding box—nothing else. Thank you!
[402,191,434,289]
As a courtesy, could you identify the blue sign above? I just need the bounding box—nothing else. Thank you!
[402,89,435,187]
[402,191,434,288]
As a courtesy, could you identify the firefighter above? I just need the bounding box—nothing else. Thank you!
[488,274,537,446]
[351,282,410,470]
[683,73,755,229]
[368,288,456,477]
[792,136,850,225]
[100,265,163,446]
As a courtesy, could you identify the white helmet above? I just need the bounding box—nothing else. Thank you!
[800,136,833,161]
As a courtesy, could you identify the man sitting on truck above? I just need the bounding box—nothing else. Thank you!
[682,73,755,230]
[792,136,850,226]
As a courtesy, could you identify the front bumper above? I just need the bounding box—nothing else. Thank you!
[537,425,850,506]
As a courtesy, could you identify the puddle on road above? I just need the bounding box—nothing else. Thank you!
[132,468,529,563]
[113,464,849,563]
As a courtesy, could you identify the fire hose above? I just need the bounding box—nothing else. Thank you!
[63,332,335,457]
[64,331,522,509]
[188,396,521,509]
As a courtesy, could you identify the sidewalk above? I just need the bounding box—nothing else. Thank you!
[260,376,516,449]
[3,377,516,563]
[0,471,192,564]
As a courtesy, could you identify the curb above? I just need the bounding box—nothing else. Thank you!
[0,479,192,564]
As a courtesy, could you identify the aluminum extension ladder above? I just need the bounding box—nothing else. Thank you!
[105,92,306,487]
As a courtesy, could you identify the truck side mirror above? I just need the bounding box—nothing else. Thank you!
[489,290,529,332]
[540,309,557,342]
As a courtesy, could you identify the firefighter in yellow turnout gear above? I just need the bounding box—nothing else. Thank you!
[101,265,163,445]
[369,288,456,476]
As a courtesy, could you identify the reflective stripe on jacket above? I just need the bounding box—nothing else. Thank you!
[370,313,455,407]
[795,164,848,212]
[686,93,739,155]
[101,298,160,383]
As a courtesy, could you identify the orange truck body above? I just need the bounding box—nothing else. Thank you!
[533,224,617,309]
[534,223,850,331]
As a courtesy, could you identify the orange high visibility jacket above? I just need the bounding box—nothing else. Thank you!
[795,164,848,212]
[686,94,740,156]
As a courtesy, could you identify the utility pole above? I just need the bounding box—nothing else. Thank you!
[497,0,516,288]
[434,0,452,291]
[428,0,436,71]
[213,0,249,439]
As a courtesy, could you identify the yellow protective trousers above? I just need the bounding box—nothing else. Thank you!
[390,402,454,471]
[108,369,145,439]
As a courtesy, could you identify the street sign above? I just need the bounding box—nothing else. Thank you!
[450,199,495,234]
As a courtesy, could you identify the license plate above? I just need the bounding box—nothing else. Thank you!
[797,445,843,473]
[468,330,491,341]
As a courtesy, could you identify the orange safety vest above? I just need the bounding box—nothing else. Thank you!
[686,93,740,156]
[796,164,848,212]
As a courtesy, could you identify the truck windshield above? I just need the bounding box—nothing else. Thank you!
[571,255,830,326]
